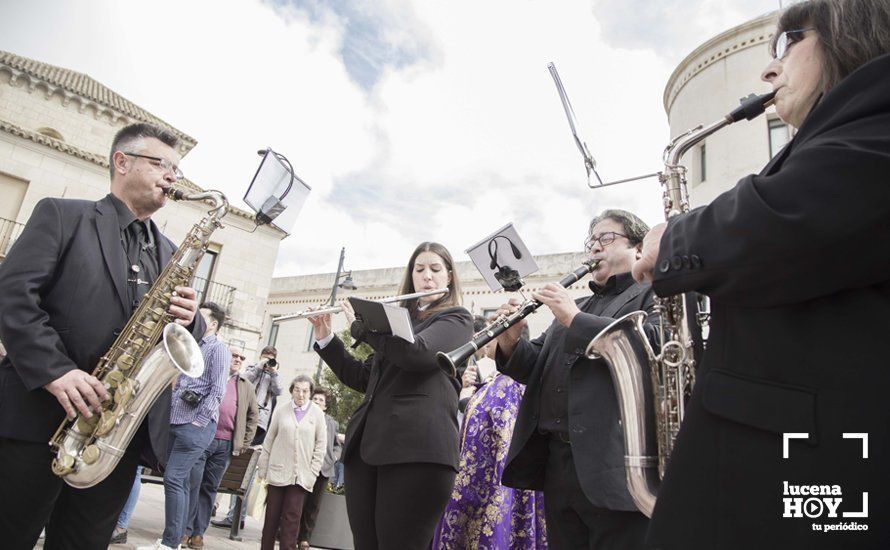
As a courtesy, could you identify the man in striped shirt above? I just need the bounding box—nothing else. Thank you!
[139,302,229,550]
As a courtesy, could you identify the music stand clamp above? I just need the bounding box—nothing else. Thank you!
[465,223,539,293]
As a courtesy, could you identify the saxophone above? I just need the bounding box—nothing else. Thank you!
[584,92,776,516]
[49,188,229,488]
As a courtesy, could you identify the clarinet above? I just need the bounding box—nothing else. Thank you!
[436,260,597,374]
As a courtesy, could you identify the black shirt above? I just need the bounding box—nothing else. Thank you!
[107,193,160,311]
[537,272,637,436]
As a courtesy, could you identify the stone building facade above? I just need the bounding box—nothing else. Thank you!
[0,49,285,357]
[663,11,787,206]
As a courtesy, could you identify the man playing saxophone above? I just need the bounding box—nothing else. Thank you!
[0,123,203,550]
[493,209,659,549]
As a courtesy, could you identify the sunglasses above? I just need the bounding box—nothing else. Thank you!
[231,353,246,361]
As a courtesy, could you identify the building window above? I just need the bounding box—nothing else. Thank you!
[268,322,279,348]
[306,325,316,352]
[768,118,791,158]
[193,248,218,304]
[699,142,707,184]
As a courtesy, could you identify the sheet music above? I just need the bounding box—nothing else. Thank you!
[383,303,415,343]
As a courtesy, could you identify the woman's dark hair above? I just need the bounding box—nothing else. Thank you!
[312,387,330,400]
[289,374,315,394]
[397,242,462,320]
[774,0,890,92]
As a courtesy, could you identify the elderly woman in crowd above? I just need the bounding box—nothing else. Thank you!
[633,0,890,548]
[256,375,326,550]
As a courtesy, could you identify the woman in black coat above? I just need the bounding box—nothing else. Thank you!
[309,242,473,550]
[633,1,890,548]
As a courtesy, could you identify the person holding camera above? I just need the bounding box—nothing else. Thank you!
[244,346,282,445]
[138,302,229,550]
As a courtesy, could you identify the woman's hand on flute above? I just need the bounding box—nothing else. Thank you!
[307,306,334,340]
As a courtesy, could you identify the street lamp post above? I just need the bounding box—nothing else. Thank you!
[315,246,356,382]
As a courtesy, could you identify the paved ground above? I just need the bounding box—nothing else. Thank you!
[36,482,265,549]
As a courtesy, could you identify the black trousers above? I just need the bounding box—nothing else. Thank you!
[0,437,141,550]
[345,453,455,550]
[298,473,329,542]
[543,438,649,550]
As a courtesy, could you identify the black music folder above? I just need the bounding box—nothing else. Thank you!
[348,297,416,343]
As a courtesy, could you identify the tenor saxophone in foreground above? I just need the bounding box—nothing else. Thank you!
[585,92,776,517]
[49,188,229,488]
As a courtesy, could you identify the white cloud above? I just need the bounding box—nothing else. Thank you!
[0,0,781,276]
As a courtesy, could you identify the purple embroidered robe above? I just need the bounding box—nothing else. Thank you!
[433,374,547,549]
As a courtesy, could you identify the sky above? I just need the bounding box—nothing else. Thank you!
[0,0,781,277]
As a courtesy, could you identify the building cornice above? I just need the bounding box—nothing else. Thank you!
[663,11,779,115]
[0,116,286,235]
[0,49,197,154]
[268,251,592,303]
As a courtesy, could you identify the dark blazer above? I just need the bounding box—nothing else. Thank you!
[497,276,657,511]
[0,194,205,467]
[646,53,890,549]
[320,413,342,479]
[316,306,473,470]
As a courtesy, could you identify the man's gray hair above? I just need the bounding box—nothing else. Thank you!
[589,209,650,246]
[109,123,179,179]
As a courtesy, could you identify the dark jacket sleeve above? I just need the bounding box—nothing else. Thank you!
[496,326,548,385]
[653,115,890,307]
[564,288,660,355]
[361,308,473,373]
[315,335,372,393]
[0,198,77,390]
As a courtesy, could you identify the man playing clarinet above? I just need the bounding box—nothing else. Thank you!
[494,208,658,549]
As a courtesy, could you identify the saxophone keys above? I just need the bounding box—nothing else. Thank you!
[81,444,100,465]
[76,414,99,434]
[94,409,118,437]
[105,369,124,387]
[116,356,134,372]
[115,379,136,408]
[52,453,76,476]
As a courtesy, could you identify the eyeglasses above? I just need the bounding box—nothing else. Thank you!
[121,152,184,181]
[231,353,246,361]
[584,232,628,252]
[774,28,813,60]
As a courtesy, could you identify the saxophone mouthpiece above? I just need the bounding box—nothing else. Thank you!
[164,187,186,201]
[728,91,777,123]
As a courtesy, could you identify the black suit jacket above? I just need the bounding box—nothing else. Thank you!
[0,194,205,467]
[497,277,658,511]
[316,306,472,470]
[646,53,890,549]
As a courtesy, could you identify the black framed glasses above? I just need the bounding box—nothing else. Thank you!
[121,152,184,181]
[774,28,813,60]
[584,231,627,252]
